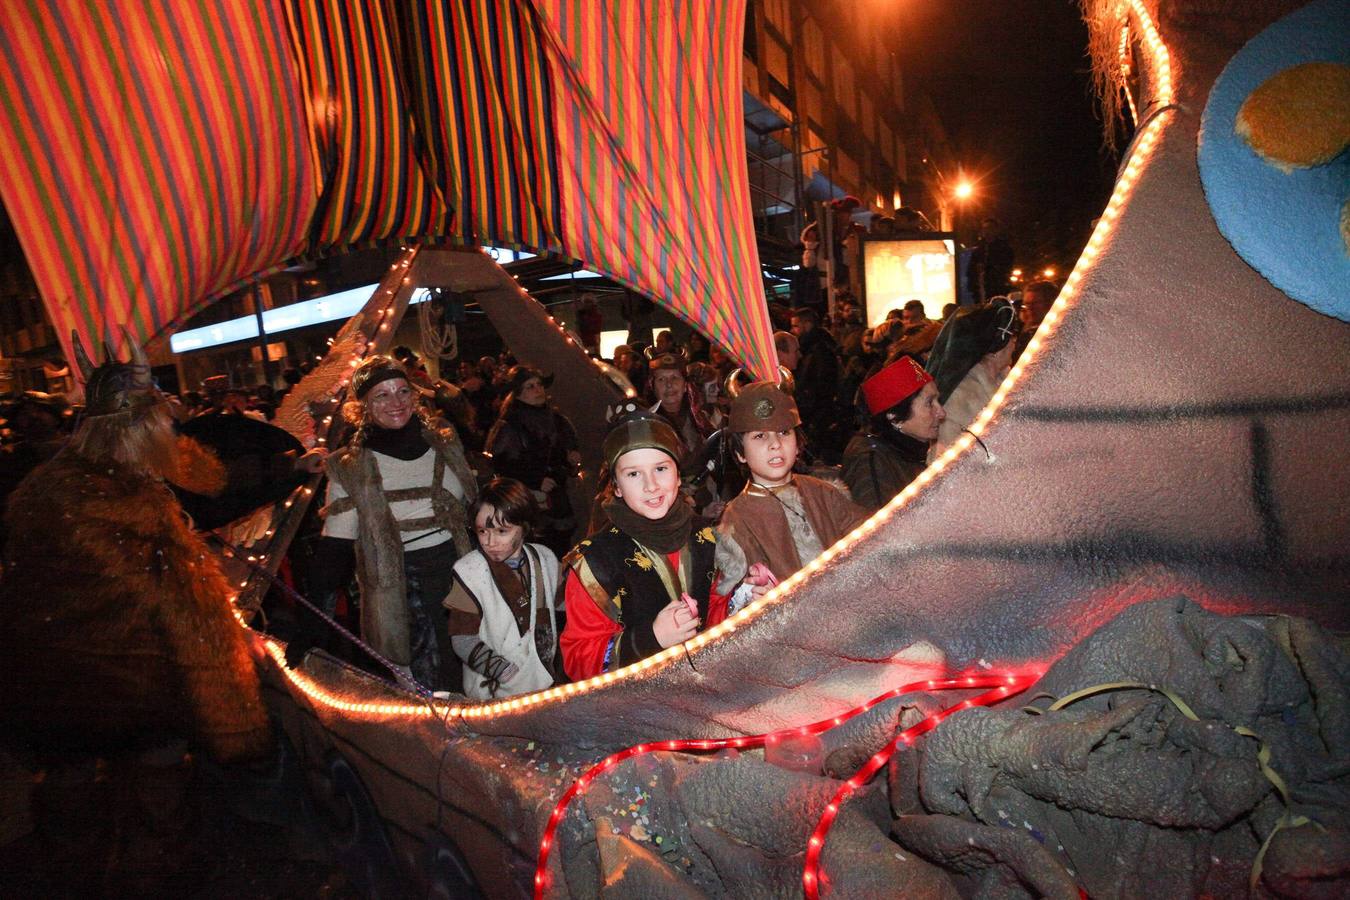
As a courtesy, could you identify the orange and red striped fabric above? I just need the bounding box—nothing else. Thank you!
[0,1,777,381]
[0,1,317,359]
[534,1,776,379]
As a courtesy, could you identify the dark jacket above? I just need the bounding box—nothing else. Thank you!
[795,326,844,457]
[842,430,929,512]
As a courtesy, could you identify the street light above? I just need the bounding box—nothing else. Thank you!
[954,180,974,200]
[1042,266,1056,278]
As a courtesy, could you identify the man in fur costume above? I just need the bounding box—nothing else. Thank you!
[0,334,272,765]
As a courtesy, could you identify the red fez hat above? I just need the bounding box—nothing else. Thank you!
[861,356,933,415]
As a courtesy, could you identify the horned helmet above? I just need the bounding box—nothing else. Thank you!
[71,327,159,417]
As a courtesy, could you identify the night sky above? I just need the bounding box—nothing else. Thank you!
[894,0,1120,272]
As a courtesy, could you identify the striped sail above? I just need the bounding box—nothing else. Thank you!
[0,1,777,381]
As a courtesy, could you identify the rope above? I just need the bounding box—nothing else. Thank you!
[210,534,435,702]
[1034,680,1309,893]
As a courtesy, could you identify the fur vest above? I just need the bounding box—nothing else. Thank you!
[324,424,476,665]
[716,475,867,585]
[0,444,271,763]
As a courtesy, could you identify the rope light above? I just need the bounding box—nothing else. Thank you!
[532,672,1039,899]
[249,1,1173,724]
[801,676,1038,899]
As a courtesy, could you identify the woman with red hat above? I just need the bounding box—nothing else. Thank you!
[842,355,946,512]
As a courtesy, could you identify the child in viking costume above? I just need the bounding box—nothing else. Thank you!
[443,478,560,699]
[0,332,271,764]
[320,354,476,690]
[560,406,747,680]
[715,377,868,609]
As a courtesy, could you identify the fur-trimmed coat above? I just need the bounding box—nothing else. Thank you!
[0,438,272,763]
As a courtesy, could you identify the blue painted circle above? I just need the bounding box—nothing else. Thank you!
[1197,0,1350,322]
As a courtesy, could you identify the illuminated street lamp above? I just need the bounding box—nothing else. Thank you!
[953,180,974,200]
[1011,267,1023,277]
[1043,266,1056,278]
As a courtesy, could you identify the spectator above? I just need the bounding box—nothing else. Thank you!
[646,348,712,468]
[485,365,581,555]
[0,392,71,544]
[575,294,603,354]
[621,289,656,349]
[887,299,945,362]
[790,306,845,460]
[686,331,711,364]
[798,196,862,313]
[969,217,1015,302]
[708,343,735,382]
[833,298,866,357]
[894,207,935,234]
[1015,280,1058,359]
[459,359,500,431]
[925,300,1020,458]
[253,383,278,420]
[843,355,945,511]
[774,330,800,373]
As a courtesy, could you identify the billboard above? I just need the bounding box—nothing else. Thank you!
[861,236,957,326]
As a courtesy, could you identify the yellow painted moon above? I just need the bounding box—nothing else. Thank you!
[1235,61,1350,171]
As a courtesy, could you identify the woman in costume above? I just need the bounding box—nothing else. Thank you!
[320,355,476,689]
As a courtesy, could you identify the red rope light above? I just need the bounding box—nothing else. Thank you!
[533,671,1039,899]
[801,674,1037,899]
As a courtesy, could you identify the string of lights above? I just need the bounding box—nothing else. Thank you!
[800,675,1039,899]
[531,672,1040,899]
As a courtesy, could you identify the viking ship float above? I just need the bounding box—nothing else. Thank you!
[1,1,1346,896]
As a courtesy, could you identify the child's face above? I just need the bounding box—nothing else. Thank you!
[613,448,680,520]
[475,504,525,563]
[737,428,797,487]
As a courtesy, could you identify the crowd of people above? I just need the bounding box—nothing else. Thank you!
[0,277,1059,704]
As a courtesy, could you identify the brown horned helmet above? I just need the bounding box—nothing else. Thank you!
[723,366,800,432]
[73,327,159,418]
